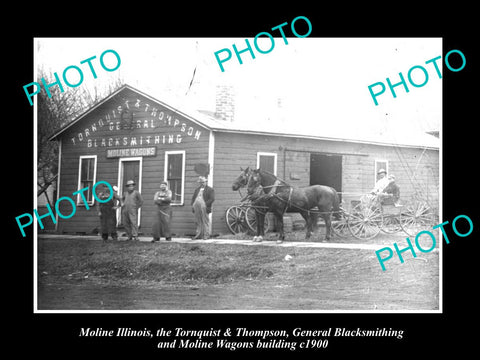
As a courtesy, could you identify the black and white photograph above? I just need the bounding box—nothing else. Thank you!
[9,10,478,355]
[34,37,441,312]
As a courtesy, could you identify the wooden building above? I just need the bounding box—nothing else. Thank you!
[48,85,439,236]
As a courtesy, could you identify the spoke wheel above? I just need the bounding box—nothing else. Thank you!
[225,206,249,234]
[332,210,350,238]
[347,203,383,240]
[245,207,270,234]
[400,201,434,236]
[381,215,402,233]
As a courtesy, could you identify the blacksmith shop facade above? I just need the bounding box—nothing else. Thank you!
[48,85,439,236]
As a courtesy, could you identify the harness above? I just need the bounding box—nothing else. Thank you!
[243,172,344,216]
[257,180,294,215]
[284,187,293,215]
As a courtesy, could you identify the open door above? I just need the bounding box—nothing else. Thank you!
[310,153,342,201]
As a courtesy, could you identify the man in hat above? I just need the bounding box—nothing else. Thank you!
[371,168,390,195]
[121,180,144,241]
[96,183,121,241]
[191,176,215,239]
[151,181,173,242]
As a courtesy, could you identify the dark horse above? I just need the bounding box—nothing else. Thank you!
[247,168,340,243]
[232,167,270,241]
[232,167,251,192]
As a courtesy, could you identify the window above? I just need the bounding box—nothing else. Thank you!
[257,152,277,175]
[374,159,389,183]
[77,155,97,205]
[165,151,185,205]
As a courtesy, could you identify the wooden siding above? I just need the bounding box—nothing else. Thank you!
[56,88,210,235]
[212,132,439,234]
[53,87,439,237]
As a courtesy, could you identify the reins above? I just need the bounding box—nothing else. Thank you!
[237,169,344,216]
[255,171,344,216]
[268,191,343,215]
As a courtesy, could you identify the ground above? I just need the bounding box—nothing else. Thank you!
[37,229,439,311]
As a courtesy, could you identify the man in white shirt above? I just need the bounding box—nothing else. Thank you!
[371,169,390,194]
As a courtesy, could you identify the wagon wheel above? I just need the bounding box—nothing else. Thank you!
[381,215,402,234]
[245,207,270,235]
[332,209,350,238]
[400,201,434,236]
[225,206,249,234]
[347,202,383,240]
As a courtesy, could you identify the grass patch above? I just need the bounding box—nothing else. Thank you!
[37,238,439,289]
[38,239,286,285]
[37,237,440,310]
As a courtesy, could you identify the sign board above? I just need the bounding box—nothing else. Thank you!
[106,147,156,158]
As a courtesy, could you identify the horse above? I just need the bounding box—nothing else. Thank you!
[231,167,270,241]
[232,167,251,192]
[247,168,340,243]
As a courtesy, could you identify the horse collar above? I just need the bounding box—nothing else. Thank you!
[272,179,282,193]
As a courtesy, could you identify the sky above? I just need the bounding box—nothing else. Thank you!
[35,37,442,143]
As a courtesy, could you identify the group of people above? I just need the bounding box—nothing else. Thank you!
[96,168,398,241]
[96,176,215,242]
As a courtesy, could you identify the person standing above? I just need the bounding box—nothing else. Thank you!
[151,181,173,242]
[97,183,120,241]
[191,176,215,240]
[121,180,144,241]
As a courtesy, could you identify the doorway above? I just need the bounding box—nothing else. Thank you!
[310,153,342,199]
[117,157,143,226]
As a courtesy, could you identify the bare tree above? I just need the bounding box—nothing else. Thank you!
[37,70,123,206]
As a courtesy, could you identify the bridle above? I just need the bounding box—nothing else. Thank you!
[233,170,251,199]
[247,172,290,195]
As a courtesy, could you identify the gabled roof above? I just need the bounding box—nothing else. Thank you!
[48,84,439,150]
[48,84,215,141]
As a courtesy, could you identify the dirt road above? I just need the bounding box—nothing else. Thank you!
[37,234,439,311]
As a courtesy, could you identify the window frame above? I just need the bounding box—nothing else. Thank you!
[256,152,277,175]
[77,155,97,206]
[164,150,186,206]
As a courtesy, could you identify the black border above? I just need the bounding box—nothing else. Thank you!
[9,6,478,356]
